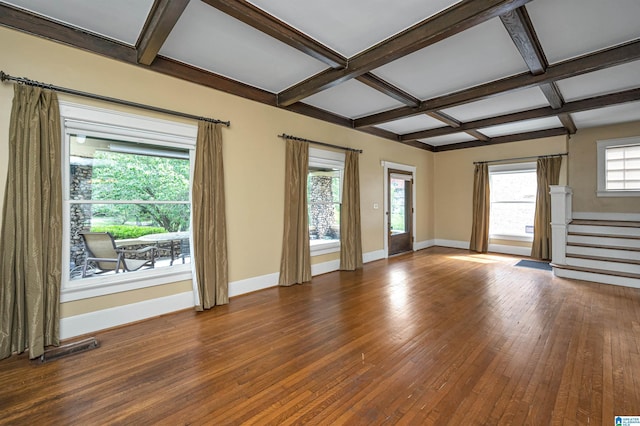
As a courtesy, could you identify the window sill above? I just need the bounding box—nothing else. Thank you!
[61,264,192,302]
[489,234,533,243]
[310,240,340,256]
[597,190,640,197]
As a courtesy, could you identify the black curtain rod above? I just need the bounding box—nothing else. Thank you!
[474,152,567,165]
[278,133,362,153]
[0,71,230,127]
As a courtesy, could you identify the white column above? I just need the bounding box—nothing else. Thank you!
[550,185,572,265]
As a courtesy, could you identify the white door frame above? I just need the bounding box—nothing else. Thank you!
[382,161,416,258]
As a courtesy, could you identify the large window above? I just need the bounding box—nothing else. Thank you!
[489,163,537,241]
[308,148,344,255]
[61,102,197,301]
[597,137,640,197]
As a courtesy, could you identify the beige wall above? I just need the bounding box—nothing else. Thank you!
[0,27,434,318]
[433,135,568,244]
[568,120,640,213]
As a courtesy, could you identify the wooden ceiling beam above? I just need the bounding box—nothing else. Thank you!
[426,111,489,142]
[201,0,347,69]
[432,127,568,152]
[356,74,420,107]
[0,3,137,62]
[501,6,577,134]
[500,7,546,74]
[136,0,190,65]
[401,87,640,141]
[355,38,640,128]
[277,0,532,106]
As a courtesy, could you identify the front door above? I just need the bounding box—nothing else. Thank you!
[388,170,413,256]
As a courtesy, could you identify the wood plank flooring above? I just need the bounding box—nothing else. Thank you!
[1,247,640,425]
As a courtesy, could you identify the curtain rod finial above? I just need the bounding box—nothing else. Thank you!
[0,71,7,82]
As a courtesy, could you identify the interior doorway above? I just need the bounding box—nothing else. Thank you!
[388,169,413,256]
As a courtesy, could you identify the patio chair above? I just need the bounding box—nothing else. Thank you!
[79,232,157,278]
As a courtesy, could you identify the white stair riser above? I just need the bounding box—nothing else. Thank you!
[553,267,640,289]
[565,257,640,275]
[566,245,640,261]
[568,224,640,237]
[567,234,640,249]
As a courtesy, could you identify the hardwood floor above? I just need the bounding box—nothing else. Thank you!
[2,247,640,425]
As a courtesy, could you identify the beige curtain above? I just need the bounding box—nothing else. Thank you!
[531,156,562,260]
[469,163,490,253]
[340,151,363,270]
[192,122,228,310]
[278,138,311,286]
[0,85,62,360]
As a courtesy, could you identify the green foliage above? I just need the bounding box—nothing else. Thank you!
[90,150,190,232]
[90,225,166,240]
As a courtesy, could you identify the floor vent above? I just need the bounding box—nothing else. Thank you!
[39,337,99,363]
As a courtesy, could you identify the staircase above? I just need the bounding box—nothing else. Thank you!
[551,219,640,288]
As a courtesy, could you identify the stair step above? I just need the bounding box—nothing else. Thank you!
[551,263,640,280]
[568,232,640,240]
[570,219,640,228]
[567,242,640,252]
[567,253,640,265]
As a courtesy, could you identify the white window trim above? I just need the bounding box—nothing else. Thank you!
[597,137,640,197]
[488,162,537,242]
[60,101,197,302]
[308,147,345,256]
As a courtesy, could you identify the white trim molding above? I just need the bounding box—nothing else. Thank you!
[381,160,417,258]
[60,291,194,339]
[573,211,640,222]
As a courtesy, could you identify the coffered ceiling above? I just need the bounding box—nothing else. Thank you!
[1,0,639,151]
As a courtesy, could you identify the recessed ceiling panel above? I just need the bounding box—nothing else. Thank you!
[478,117,563,138]
[374,115,443,135]
[301,80,405,119]
[527,0,640,64]
[159,1,327,93]
[418,133,476,147]
[572,101,640,129]
[442,87,550,122]
[556,60,640,102]
[2,0,153,45]
[248,0,461,57]
[371,18,528,100]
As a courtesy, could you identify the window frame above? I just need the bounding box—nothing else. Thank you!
[308,147,345,256]
[597,137,640,197]
[60,102,197,302]
[488,162,537,242]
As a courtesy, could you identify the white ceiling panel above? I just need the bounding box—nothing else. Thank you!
[556,60,640,102]
[442,87,550,122]
[371,18,528,100]
[1,0,153,45]
[159,1,327,93]
[375,115,443,135]
[572,101,640,129]
[301,80,405,119]
[247,0,461,58]
[418,132,476,147]
[479,117,563,138]
[527,0,640,64]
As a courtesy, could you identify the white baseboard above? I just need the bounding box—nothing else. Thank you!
[414,239,435,251]
[573,211,640,221]
[228,272,279,297]
[60,249,395,339]
[434,239,470,250]
[488,243,532,257]
[433,239,531,257]
[60,291,194,340]
[363,249,385,263]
